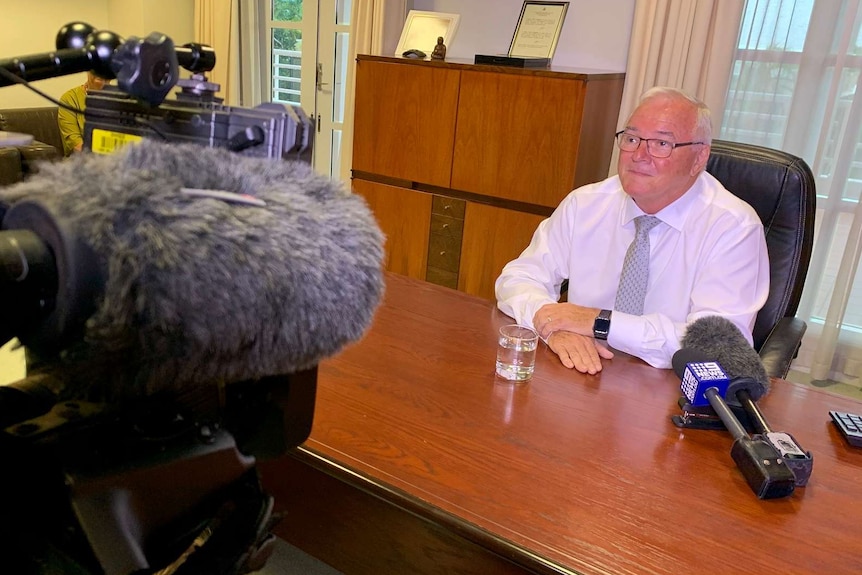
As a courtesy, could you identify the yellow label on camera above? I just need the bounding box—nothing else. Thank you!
[90,129,143,155]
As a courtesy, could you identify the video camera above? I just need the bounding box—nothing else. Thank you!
[0,21,313,161]
[0,22,319,575]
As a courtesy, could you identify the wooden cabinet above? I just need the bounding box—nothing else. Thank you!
[459,203,546,298]
[353,61,460,187]
[353,179,431,279]
[352,55,624,300]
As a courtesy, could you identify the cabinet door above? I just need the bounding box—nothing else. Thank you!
[353,179,432,280]
[353,60,461,187]
[452,71,586,208]
[458,203,547,300]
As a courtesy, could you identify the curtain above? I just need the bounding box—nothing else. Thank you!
[610,0,744,175]
[721,0,862,384]
[338,0,399,182]
[236,1,264,106]
[194,0,240,105]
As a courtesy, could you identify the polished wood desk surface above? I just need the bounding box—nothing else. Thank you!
[265,274,862,575]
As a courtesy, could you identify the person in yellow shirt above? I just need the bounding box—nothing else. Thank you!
[57,71,107,156]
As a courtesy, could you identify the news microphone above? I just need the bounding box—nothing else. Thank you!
[680,315,769,404]
[679,316,813,486]
[672,352,796,499]
[0,139,385,402]
[671,346,757,429]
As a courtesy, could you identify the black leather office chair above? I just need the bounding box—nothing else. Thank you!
[705,139,816,379]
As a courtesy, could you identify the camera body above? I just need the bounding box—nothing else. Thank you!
[83,79,313,162]
[0,22,313,164]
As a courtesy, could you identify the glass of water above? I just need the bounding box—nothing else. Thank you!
[496,324,539,382]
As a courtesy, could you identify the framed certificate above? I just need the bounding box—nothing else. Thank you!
[508,1,569,60]
[395,10,461,56]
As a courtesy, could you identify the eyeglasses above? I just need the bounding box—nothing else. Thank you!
[614,131,705,159]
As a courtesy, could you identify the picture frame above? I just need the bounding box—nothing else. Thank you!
[395,10,461,57]
[508,1,569,60]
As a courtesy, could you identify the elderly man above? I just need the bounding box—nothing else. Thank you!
[495,86,769,374]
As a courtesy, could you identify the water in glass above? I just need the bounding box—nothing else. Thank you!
[496,325,538,381]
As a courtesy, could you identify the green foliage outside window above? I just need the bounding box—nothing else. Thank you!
[273,0,302,51]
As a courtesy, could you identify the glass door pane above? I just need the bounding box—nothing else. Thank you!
[266,0,350,178]
[272,28,303,105]
[267,0,318,113]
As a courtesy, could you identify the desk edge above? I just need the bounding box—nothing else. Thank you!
[291,445,583,575]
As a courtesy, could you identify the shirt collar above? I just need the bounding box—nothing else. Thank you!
[620,173,705,232]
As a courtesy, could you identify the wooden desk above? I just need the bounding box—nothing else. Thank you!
[259,274,862,575]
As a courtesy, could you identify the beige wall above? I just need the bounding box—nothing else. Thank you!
[107,0,195,55]
[1,0,194,108]
[0,0,195,382]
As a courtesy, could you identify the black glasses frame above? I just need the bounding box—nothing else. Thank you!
[614,131,705,158]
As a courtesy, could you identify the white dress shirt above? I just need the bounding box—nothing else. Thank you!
[495,172,770,369]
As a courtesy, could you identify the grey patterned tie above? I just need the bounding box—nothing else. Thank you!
[614,215,661,315]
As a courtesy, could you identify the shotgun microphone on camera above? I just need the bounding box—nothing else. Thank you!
[0,139,385,403]
[0,23,371,575]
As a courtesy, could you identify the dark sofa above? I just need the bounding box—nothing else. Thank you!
[0,107,63,186]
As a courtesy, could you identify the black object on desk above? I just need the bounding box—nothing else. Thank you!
[474,54,550,68]
[830,410,862,447]
[702,387,796,499]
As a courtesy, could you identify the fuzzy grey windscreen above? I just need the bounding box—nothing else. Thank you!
[0,140,385,400]
[681,315,769,390]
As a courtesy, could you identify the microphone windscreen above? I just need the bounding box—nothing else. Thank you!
[680,316,769,397]
[0,140,384,401]
[671,348,711,380]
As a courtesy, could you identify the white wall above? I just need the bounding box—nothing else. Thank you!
[1,0,194,108]
[410,0,635,71]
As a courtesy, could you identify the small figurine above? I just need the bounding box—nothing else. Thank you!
[431,36,447,60]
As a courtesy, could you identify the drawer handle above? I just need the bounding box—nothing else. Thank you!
[440,251,446,256]
[443,204,451,210]
[442,223,449,229]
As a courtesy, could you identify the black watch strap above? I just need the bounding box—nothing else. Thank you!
[593,309,612,340]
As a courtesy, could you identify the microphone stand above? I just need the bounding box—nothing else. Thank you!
[703,387,796,499]
[672,394,755,431]
[735,389,813,486]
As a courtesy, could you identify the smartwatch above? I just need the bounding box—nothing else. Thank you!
[593,309,612,340]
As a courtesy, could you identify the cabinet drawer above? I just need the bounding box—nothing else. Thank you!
[432,195,466,219]
[429,213,464,239]
[427,233,462,272]
[425,267,458,289]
